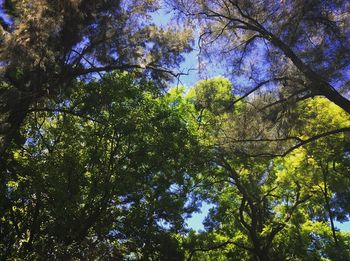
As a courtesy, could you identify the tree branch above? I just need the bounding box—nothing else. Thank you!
[187,239,253,261]
[231,77,287,105]
[27,108,107,125]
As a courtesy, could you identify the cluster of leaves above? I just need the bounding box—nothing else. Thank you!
[0,0,193,158]
[0,72,204,260]
[174,78,350,261]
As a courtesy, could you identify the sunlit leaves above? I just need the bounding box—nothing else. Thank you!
[0,72,201,259]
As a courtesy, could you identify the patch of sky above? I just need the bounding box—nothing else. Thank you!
[0,0,13,27]
[151,3,202,89]
[335,220,350,232]
[157,218,172,230]
[186,202,214,232]
[151,6,173,27]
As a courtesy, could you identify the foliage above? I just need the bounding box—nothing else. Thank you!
[0,73,201,259]
[1,1,350,260]
[0,0,193,157]
[169,0,350,129]
[176,78,350,261]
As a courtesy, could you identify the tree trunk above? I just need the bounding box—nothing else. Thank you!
[322,168,339,246]
[255,249,271,261]
[0,94,31,161]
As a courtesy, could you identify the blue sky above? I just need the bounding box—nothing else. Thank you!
[0,0,12,24]
[186,202,213,231]
[152,7,201,88]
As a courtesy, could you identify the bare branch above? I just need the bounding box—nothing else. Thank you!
[231,77,287,105]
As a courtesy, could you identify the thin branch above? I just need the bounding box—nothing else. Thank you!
[231,77,287,105]
[187,240,253,261]
[27,108,107,125]
[235,127,350,157]
[225,136,303,143]
[73,64,187,79]
[71,49,103,78]
[281,127,350,156]
[267,183,311,246]
[259,90,311,111]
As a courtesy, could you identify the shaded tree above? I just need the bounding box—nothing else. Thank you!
[169,0,350,118]
[0,0,193,158]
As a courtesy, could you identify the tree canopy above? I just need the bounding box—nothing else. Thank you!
[1,1,350,260]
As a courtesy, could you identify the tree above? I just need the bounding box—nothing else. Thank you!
[177,77,350,261]
[169,0,350,114]
[0,72,202,259]
[277,97,350,258]
[0,0,193,158]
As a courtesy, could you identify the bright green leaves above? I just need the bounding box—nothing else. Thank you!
[2,71,350,260]
[0,72,201,259]
[177,77,350,260]
[187,77,233,115]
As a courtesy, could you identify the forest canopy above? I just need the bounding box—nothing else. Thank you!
[1,1,350,260]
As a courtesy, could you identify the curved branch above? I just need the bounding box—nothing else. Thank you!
[231,77,288,105]
[235,127,350,157]
[187,240,253,261]
[281,127,350,156]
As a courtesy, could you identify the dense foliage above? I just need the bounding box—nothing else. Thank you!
[1,1,350,260]
[178,78,350,261]
[1,73,204,259]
